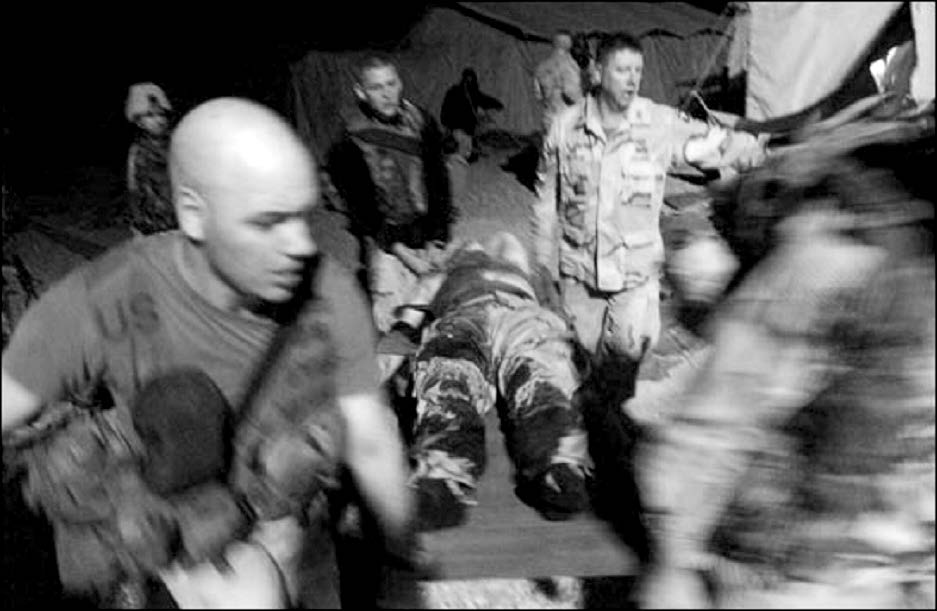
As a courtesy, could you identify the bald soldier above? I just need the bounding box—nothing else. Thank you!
[1,98,412,607]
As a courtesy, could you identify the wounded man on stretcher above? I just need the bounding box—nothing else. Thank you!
[377,231,593,531]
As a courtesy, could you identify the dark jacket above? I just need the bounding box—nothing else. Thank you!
[327,100,453,255]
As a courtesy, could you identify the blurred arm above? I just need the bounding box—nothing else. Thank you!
[339,391,413,538]
[1,366,44,432]
[671,110,766,174]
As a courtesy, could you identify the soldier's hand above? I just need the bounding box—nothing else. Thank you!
[633,563,711,609]
[392,243,434,276]
[173,483,251,566]
[115,500,180,574]
[160,540,286,608]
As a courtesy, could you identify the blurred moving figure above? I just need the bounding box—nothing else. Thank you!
[637,99,935,608]
[3,98,412,608]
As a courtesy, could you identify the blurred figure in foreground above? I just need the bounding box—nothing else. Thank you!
[3,98,412,608]
[637,99,935,608]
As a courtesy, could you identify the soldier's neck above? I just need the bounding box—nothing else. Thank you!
[597,95,629,138]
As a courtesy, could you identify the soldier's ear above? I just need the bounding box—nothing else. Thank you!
[353,83,366,102]
[176,186,208,242]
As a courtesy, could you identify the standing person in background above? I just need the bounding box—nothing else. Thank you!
[534,31,583,135]
[441,67,504,163]
[327,55,455,335]
[534,32,765,412]
[532,32,765,528]
[125,82,176,235]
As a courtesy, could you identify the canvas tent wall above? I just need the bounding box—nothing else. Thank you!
[289,2,732,162]
[735,1,936,120]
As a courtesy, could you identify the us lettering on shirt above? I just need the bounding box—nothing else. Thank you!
[94,292,160,342]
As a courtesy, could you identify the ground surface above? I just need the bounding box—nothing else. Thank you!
[2,137,715,608]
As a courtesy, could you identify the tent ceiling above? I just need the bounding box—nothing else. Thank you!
[457,2,730,39]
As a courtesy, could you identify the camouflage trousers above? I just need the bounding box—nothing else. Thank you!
[409,292,590,505]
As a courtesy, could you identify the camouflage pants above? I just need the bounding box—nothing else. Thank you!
[409,292,590,505]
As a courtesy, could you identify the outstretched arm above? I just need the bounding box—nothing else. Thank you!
[326,263,415,538]
[670,109,766,175]
[477,90,504,111]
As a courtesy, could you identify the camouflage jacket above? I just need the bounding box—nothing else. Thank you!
[641,222,935,587]
[328,100,453,253]
[533,95,764,292]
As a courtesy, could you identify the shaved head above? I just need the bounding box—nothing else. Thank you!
[169,98,319,312]
[169,97,316,207]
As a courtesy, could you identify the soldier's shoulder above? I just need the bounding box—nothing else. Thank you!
[339,104,369,131]
[402,99,433,128]
[79,234,155,290]
[554,99,588,129]
[535,55,555,72]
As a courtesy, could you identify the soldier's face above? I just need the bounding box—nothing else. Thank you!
[359,65,403,119]
[202,153,319,306]
[600,48,643,112]
[136,109,169,135]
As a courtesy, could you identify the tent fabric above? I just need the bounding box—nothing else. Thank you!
[726,7,750,79]
[745,1,903,120]
[910,1,935,105]
[459,2,730,39]
[290,5,731,162]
